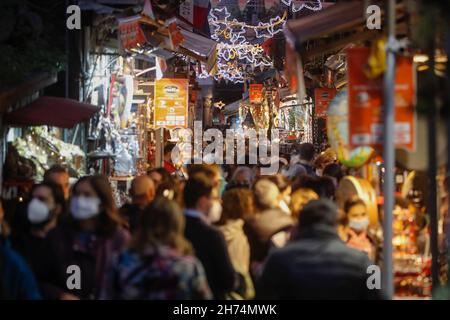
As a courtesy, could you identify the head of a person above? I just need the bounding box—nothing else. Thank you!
[253,179,280,211]
[297,143,315,163]
[129,175,155,209]
[230,166,254,188]
[323,163,344,186]
[219,188,254,225]
[290,188,319,220]
[188,164,222,187]
[184,173,221,222]
[298,199,338,230]
[27,181,66,229]
[147,167,171,190]
[44,165,70,200]
[70,175,124,236]
[318,176,336,200]
[343,198,369,233]
[132,196,192,255]
[266,174,291,199]
[292,175,321,195]
[163,144,176,162]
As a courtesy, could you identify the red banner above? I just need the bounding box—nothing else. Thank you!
[118,17,146,50]
[314,88,337,117]
[347,47,416,151]
[249,84,263,104]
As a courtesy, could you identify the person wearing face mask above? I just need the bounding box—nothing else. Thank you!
[120,176,155,232]
[11,182,65,278]
[183,173,237,299]
[34,175,130,300]
[338,198,379,263]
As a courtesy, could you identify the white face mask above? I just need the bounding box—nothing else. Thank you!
[70,196,101,220]
[208,200,222,223]
[349,217,369,232]
[27,198,51,224]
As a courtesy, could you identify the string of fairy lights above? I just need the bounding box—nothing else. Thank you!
[206,2,323,83]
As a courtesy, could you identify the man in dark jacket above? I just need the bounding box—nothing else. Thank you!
[256,199,384,300]
[183,172,237,299]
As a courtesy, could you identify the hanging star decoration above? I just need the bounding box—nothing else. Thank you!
[214,101,226,109]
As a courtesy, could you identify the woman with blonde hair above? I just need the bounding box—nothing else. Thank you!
[217,188,255,299]
[290,188,319,220]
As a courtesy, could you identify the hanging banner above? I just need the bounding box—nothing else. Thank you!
[347,47,416,151]
[154,79,189,129]
[249,84,264,104]
[118,16,146,51]
[314,88,337,117]
[167,19,185,50]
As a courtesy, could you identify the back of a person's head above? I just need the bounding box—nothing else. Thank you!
[187,164,220,184]
[253,179,280,211]
[220,188,254,223]
[292,175,321,195]
[133,196,191,254]
[290,188,319,219]
[297,143,315,162]
[318,176,336,199]
[183,173,214,209]
[298,199,338,230]
[323,163,344,181]
[44,165,68,181]
[265,174,289,193]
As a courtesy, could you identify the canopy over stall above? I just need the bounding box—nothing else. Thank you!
[4,96,100,128]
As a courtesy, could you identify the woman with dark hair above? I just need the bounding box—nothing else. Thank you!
[12,182,66,277]
[338,198,379,263]
[104,197,212,300]
[35,175,130,300]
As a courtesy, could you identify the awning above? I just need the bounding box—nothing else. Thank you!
[4,96,100,128]
[223,100,242,116]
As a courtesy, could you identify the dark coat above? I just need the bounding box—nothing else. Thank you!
[34,224,130,300]
[256,224,384,300]
[184,214,236,299]
[0,238,41,300]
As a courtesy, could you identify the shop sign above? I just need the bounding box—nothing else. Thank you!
[347,47,416,151]
[249,84,263,104]
[314,88,337,117]
[154,78,189,129]
[118,16,146,50]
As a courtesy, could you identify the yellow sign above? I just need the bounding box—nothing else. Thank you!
[154,78,189,129]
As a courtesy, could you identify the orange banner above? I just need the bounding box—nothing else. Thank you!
[314,88,337,117]
[154,79,189,129]
[347,47,416,151]
[249,84,263,104]
[118,17,146,50]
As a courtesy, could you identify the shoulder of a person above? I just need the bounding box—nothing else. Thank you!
[111,226,131,245]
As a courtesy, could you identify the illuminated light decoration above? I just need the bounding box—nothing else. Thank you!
[208,7,289,83]
[281,0,323,12]
[214,101,226,109]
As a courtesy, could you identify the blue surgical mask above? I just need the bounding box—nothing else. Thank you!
[349,218,369,232]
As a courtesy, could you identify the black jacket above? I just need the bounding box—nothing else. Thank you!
[184,214,236,299]
[256,224,384,300]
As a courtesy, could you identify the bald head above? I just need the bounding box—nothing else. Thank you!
[130,176,155,209]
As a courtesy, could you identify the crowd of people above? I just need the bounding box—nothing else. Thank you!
[0,143,388,300]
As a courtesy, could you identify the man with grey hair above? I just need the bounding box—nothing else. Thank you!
[256,199,384,300]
